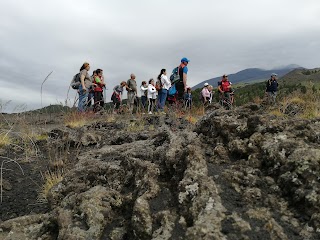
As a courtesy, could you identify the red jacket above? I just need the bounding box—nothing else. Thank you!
[221,80,231,92]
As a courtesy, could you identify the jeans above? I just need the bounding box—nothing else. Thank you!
[87,91,94,107]
[78,85,89,112]
[267,91,277,103]
[141,96,147,110]
[158,89,168,111]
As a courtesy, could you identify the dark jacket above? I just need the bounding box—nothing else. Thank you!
[266,79,278,92]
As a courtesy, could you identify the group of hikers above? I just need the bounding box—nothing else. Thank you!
[72,58,279,114]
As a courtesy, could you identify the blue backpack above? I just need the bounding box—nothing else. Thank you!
[168,83,177,96]
[169,67,181,84]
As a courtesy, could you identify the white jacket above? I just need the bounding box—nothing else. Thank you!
[147,84,157,99]
[161,74,171,90]
[140,85,148,97]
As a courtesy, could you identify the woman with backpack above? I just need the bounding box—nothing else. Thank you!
[78,62,95,112]
[112,81,127,114]
[147,78,157,114]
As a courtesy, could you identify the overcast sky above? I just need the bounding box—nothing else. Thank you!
[0,0,319,112]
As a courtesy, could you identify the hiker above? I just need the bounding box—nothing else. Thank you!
[201,83,211,106]
[147,78,157,114]
[155,79,161,112]
[218,74,233,103]
[93,69,105,112]
[112,81,127,114]
[126,73,138,114]
[87,70,96,108]
[208,85,214,104]
[176,57,190,102]
[78,62,95,112]
[265,73,278,103]
[140,81,148,111]
[157,69,171,113]
[184,86,192,110]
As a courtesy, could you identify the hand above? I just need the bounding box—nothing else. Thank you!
[83,88,87,92]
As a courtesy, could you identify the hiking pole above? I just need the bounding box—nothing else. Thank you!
[41,71,53,108]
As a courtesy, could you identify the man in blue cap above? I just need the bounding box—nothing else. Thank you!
[176,57,190,101]
[265,73,279,103]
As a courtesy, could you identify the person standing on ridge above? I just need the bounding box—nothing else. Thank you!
[112,81,127,114]
[126,73,138,114]
[78,62,95,112]
[176,57,190,102]
[201,83,211,106]
[140,81,148,112]
[218,74,233,102]
[93,69,105,112]
[265,73,278,103]
[147,78,157,114]
[87,70,96,109]
[157,68,171,113]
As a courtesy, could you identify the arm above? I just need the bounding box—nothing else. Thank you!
[101,76,106,86]
[80,73,86,91]
[183,73,187,91]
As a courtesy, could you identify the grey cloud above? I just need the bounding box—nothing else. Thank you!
[0,0,319,112]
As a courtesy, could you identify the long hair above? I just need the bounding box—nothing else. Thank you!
[157,69,166,81]
[80,62,89,71]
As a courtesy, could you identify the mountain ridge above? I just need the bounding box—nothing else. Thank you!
[192,64,303,89]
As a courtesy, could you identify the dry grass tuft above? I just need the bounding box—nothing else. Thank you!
[64,111,94,128]
[269,109,285,117]
[127,121,145,132]
[0,132,11,147]
[38,170,63,203]
[106,115,116,123]
[270,84,320,119]
[185,115,198,125]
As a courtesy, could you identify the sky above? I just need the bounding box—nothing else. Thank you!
[0,0,319,112]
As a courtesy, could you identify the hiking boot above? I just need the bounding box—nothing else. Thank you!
[148,111,153,114]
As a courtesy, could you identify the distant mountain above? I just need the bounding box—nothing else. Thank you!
[279,68,320,85]
[192,64,303,90]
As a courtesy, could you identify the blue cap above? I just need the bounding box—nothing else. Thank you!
[181,57,190,63]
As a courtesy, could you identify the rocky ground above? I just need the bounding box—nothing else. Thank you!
[0,104,320,240]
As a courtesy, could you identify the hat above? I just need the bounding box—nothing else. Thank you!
[204,83,209,86]
[181,57,190,63]
[223,74,228,78]
[271,73,277,77]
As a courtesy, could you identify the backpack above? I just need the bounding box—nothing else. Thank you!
[70,73,81,89]
[169,66,181,84]
[156,79,163,91]
[168,83,177,96]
